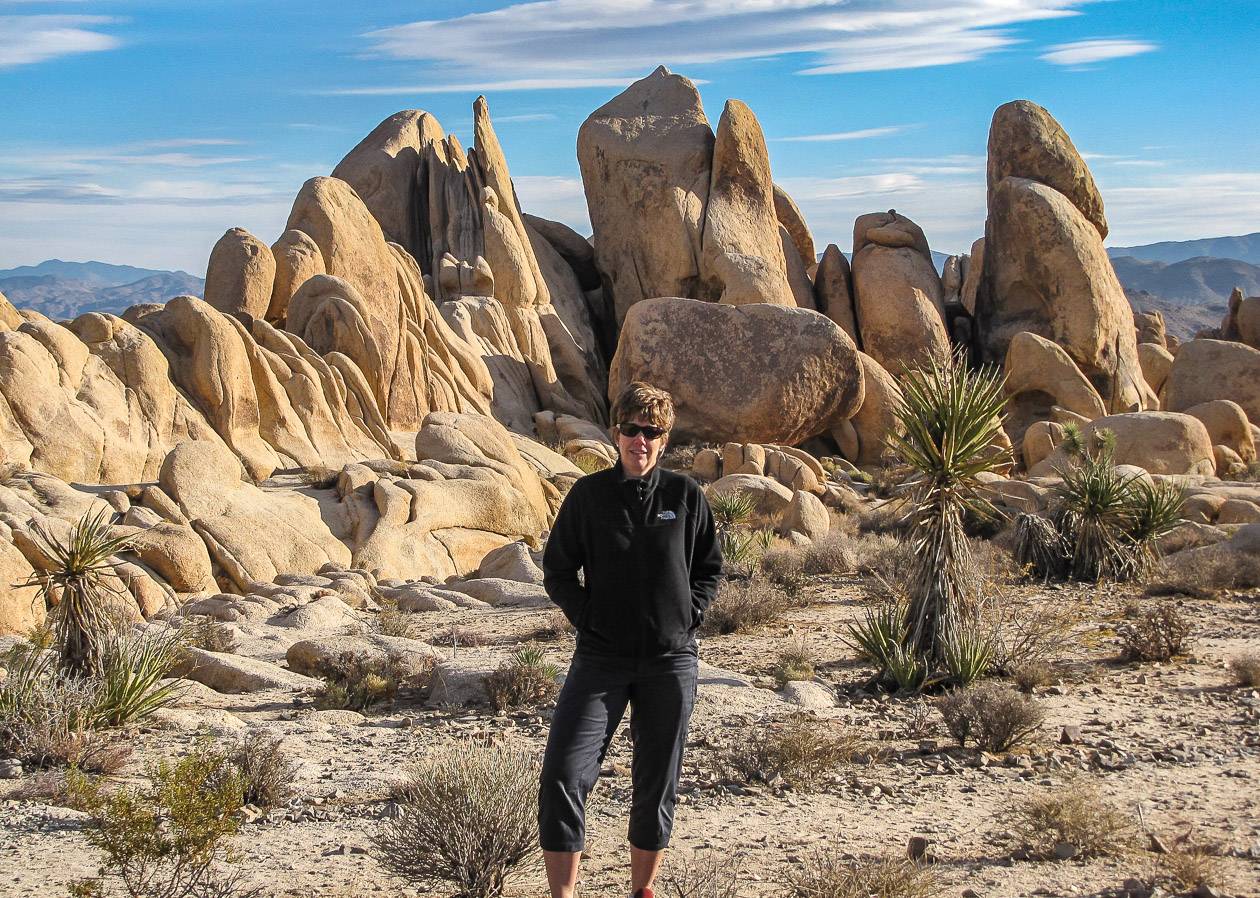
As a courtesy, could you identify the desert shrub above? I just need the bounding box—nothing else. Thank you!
[430,627,490,649]
[843,598,909,677]
[659,849,742,898]
[67,743,252,898]
[699,577,795,636]
[527,610,575,642]
[91,631,184,728]
[718,526,775,574]
[760,544,809,593]
[718,713,864,791]
[26,619,56,650]
[1012,513,1065,581]
[970,536,1024,587]
[786,851,938,898]
[1009,661,1056,693]
[484,647,559,713]
[858,533,915,582]
[373,596,417,639]
[708,489,757,530]
[936,681,1044,752]
[1159,843,1224,893]
[660,442,702,473]
[23,508,134,677]
[1010,781,1137,859]
[573,451,613,475]
[315,652,406,712]
[1229,651,1260,688]
[1,645,101,768]
[298,465,339,488]
[173,614,236,653]
[1119,603,1193,662]
[773,638,816,688]
[1149,545,1260,597]
[375,738,540,898]
[988,593,1087,675]
[222,732,298,810]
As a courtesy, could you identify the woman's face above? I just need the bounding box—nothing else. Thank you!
[615,414,669,477]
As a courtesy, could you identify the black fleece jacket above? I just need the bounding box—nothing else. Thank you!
[542,460,723,657]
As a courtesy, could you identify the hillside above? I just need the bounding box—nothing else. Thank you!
[1108,231,1260,265]
[0,266,204,321]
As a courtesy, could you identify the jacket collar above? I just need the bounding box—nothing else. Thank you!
[614,458,662,490]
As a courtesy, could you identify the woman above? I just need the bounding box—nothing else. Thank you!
[538,381,722,898]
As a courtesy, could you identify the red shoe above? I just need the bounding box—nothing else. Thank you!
[632,890,654,898]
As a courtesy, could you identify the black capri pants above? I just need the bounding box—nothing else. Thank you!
[538,646,699,853]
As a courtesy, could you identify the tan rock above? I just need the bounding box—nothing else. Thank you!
[773,183,815,273]
[268,229,324,323]
[780,226,815,309]
[577,67,713,323]
[0,537,42,636]
[608,297,863,445]
[1162,339,1260,423]
[1185,400,1255,464]
[0,291,20,330]
[979,177,1149,413]
[781,489,829,541]
[1237,295,1260,349]
[692,448,722,481]
[1138,342,1175,396]
[1182,493,1224,524]
[960,237,984,315]
[722,442,766,477]
[1217,498,1260,525]
[851,241,949,372]
[853,210,931,260]
[1032,412,1214,477]
[1022,420,1064,471]
[159,440,351,591]
[708,473,793,519]
[174,647,323,694]
[813,244,857,343]
[1004,331,1106,446]
[1134,310,1166,347]
[987,100,1107,238]
[203,228,275,320]
[1214,445,1247,479]
[848,352,903,467]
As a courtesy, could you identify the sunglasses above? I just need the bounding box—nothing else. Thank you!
[616,422,668,440]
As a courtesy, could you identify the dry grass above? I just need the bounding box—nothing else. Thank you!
[174,614,237,653]
[372,597,418,639]
[1008,660,1056,693]
[659,849,742,898]
[936,682,1044,752]
[1010,781,1138,859]
[314,653,413,712]
[773,638,816,688]
[699,577,797,636]
[717,713,866,791]
[786,851,938,898]
[988,593,1089,675]
[429,627,491,649]
[298,465,339,489]
[1119,602,1193,663]
[1149,545,1260,597]
[223,731,299,809]
[1159,843,1225,893]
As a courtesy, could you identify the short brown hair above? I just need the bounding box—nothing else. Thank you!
[611,381,675,432]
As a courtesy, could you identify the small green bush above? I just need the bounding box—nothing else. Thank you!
[91,632,184,728]
[315,652,406,712]
[484,647,559,713]
[773,638,816,688]
[68,743,252,898]
[173,614,236,653]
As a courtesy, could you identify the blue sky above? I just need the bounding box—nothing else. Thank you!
[2,0,1257,274]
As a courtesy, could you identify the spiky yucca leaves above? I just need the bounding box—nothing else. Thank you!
[1013,512,1066,581]
[707,489,757,530]
[91,632,185,727]
[1053,448,1140,581]
[23,509,133,677]
[889,351,1010,665]
[1126,478,1186,576]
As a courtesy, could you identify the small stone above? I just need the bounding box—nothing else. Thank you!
[1149,832,1171,855]
[1191,885,1222,898]
[907,836,930,861]
[962,890,981,898]
[1053,841,1078,860]
[1059,725,1083,745]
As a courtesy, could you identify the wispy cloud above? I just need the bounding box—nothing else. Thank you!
[1040,38,1156,66]
[0,14,121,68]
[772,126,909,143]
[327,0,1092,93]
[316,77,638,96]
[513,175,591,234]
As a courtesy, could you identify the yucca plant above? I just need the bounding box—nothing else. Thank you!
[708,489,757,530]
[1126,478,1186,576]
[22,508,133,677]
[1053,447,1140,581]
[1059,422,1086,460]
[889,350,1010,666]
[940,611,996,687]
[91,631,185,727]
[843,599,909,670]
[1012,512,1066,581]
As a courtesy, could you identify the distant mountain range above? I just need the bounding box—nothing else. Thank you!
[0,260,204,321]
[2,234,1258,341]
[1107,232,1260,266]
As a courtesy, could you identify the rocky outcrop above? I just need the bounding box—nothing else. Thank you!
[608,297,863,445]
[1184,400,1255,465]
[700,100,797,307]
[579,67,713,324]
[978,101,1149,416]
[851,211,949,372]
[1003,331,1105,446]
[1138,342,1175,396]
[1031,412,1215,477]
[268,229,324,323]
[774,184,816,275]
[814,244,857,343]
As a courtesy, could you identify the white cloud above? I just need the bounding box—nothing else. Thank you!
[338,0,1092,90]
[1099,172,1260,246]
[318,77,639,96]
[512,175,591,234]
[0,14,120,67]
[772,126,909,143]
[1039,38,1156,66]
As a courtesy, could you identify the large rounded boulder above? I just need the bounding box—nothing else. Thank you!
[1163,339,1260,423]
[608,298,864,445]
[1031,412,1214,477]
